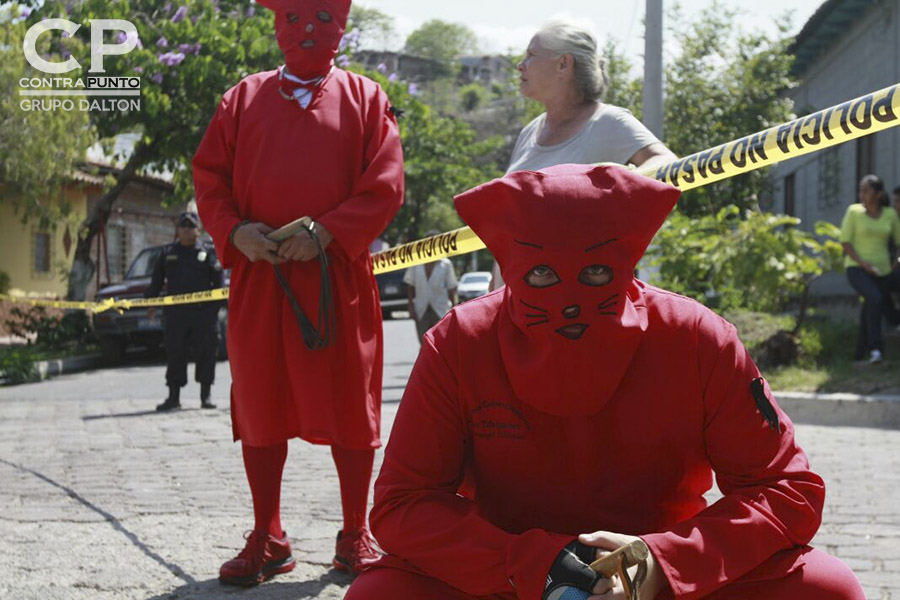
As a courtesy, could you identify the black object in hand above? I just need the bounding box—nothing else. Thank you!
[543,541,602,600]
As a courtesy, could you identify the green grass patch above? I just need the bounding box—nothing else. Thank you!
[766,357,900,394]
[726,309,900,394]
[0,343,99,385]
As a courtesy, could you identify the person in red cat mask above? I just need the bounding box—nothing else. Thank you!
[345,165,864,600]
[193,0,403,586]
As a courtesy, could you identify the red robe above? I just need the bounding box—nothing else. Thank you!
[369,285,826,600]
[193,67,403,449]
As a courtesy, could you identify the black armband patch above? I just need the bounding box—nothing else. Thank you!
[750,377,780,432]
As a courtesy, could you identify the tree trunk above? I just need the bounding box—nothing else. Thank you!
[66,140,155,301]
[792,278,813,336]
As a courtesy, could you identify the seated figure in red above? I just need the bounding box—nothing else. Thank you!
[345,164,865,600]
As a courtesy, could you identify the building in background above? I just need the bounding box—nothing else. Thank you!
[354,50,441,82]
[0,162,183,299]
[458,55,513,86]
[354,50,512,87]
[771,0,900,295]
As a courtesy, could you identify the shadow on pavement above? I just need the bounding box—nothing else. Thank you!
[144,571,352,599]
[0,457,196,585]
[82,407,217,421]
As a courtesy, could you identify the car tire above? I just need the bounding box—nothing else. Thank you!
[98,337,127,366]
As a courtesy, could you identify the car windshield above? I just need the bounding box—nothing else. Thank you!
[126,247,161,279]
[461,274,490,284]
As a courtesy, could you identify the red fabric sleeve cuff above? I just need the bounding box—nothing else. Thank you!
[213,216,244,270]
[506,530,573,600]
[641,533,683,600]
[314,215,366,262]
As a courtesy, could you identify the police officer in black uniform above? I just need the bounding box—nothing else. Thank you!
[145,212,224,411]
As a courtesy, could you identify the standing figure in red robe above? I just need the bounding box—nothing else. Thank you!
[192,0,403,586]
[346,165,864,600]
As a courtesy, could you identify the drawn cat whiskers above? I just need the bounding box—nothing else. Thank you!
[520,299,549,327]
[597,293,619,315]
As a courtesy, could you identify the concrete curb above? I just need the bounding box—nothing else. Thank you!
[3,354,900,428]
[33,352,102,380]
[775,390,900,428]
[0,352,102,386]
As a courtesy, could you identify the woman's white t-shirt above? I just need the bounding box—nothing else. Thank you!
[507,103,659,173]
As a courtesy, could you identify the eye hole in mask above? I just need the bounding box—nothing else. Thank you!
[317,10,333,22]
[578,264,613,286]
[524,265,560,288]
[286,12,299,23]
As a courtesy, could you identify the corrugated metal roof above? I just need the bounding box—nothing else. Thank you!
[789,0,883,75]
[72,161,174,190]
[70,169,105,186]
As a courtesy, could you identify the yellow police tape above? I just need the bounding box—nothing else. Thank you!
[0,287,229,314]
[0,294,99,311]
[371,81,900,273]
[2,82,898,302]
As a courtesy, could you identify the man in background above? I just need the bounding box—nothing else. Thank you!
[145,211,223,411]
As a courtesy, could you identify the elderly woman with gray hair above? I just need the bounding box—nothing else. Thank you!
[510,19,674,171]
[490,19,677,289]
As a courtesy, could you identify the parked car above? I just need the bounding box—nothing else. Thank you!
[92,245,229,364]
[457,271,492,302]
[375,269,409,320]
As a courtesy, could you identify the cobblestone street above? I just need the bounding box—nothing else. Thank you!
[1,320,898,599]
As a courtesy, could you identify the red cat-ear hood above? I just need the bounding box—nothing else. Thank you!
[454,164,680,416]
[454,164,679,281]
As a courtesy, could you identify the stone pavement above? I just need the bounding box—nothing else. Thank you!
[1,319,899,599]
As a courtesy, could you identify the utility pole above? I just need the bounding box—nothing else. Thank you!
[643,0,664,138]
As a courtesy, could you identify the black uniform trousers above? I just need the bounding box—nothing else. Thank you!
[164,305,218,388]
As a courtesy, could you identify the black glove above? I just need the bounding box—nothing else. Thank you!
[543,541,602,600]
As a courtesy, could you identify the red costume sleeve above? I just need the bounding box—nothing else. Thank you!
[371,321,572,600]
[315,89,404,262]
[193,94,244,270]
[641,312,825,600]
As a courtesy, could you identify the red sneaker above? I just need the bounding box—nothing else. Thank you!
[333,527,383,575]
[219,530,296,586]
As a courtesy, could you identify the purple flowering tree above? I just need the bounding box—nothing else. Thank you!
[17,0,283,300]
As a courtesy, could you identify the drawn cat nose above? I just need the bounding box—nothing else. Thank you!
[562,305,580,319]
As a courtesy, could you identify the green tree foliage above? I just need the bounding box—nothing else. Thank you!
[601,40,641,117]
[599,4,829,322]
[459,82,489,112]
[348,68,502,241]
[347,4,394,51]
[404,20,477,79]
[21,0,282,299]
[647,208,843,326]
[601,3,795,215]
[0,7,94,228]
[663,2,795,215]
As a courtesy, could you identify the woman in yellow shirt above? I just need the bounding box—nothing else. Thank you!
[840,174,900,363]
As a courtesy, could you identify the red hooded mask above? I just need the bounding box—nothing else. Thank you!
[257,0,351,79]
[454,164,680,416]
